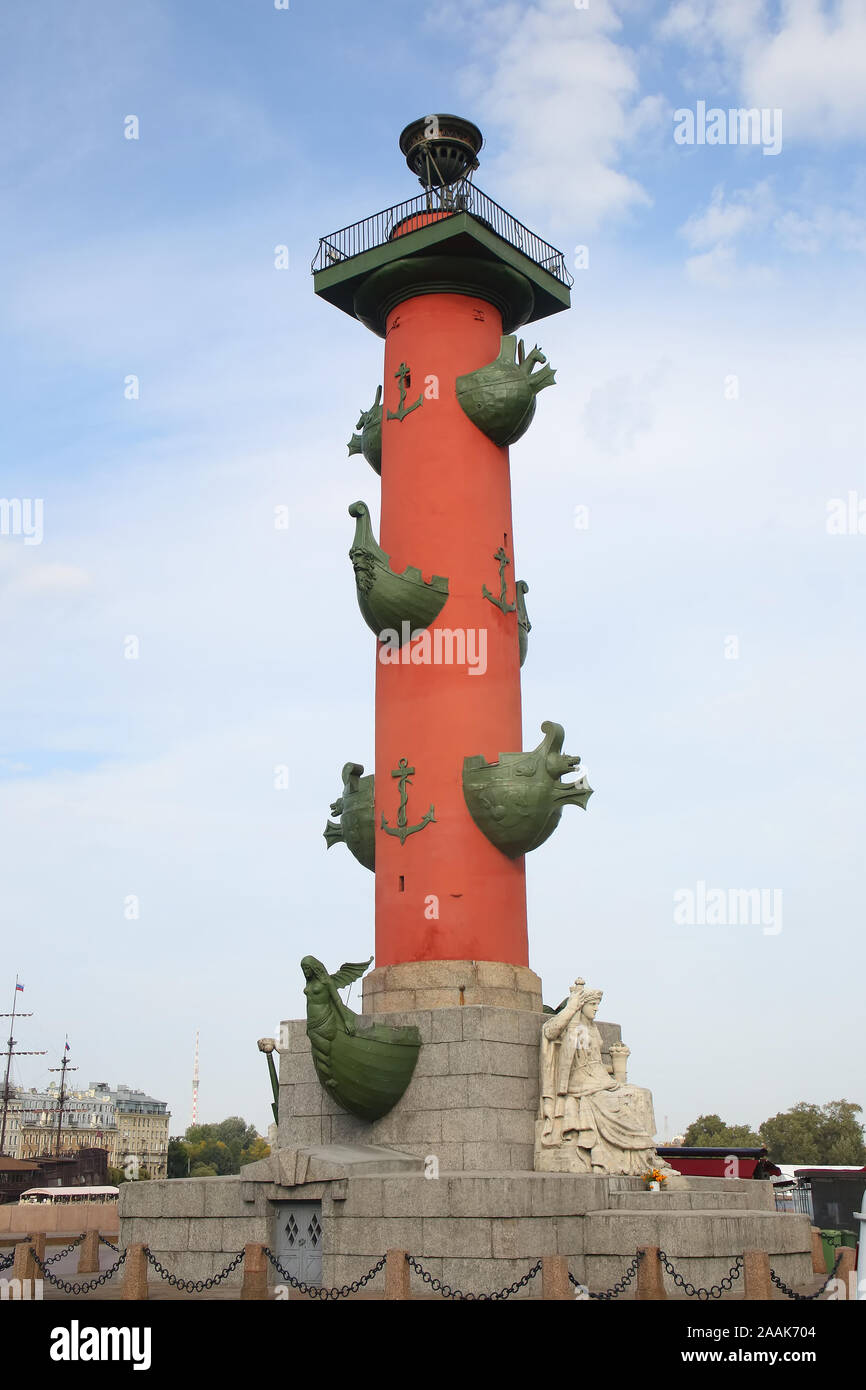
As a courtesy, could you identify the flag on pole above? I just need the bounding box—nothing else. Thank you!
[15,983,24,992]
[64,1040,70,1052]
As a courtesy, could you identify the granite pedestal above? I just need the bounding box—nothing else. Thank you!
[118,1002,814,1296]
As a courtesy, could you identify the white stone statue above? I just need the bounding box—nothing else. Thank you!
[535,977,672,1176]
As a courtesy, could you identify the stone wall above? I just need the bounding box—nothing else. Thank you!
[0,1202,117,1234]
[321,1172,815,1299]
[277,1005,621,1171]
[118,1168,814,1298]
[119,1178,270,1287]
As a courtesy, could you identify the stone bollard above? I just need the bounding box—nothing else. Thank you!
[743,1249,772,1300]
[385,1248,410,1300]
[810,1227,825,1274]
[541,1255,572,1300]
[12,1233,45,1283]
[241,1242,269,1301]
[635,1246,666,1300]
[834,1246,855,1294]
[122,1244,149,1300]
[77,1230,101,1275]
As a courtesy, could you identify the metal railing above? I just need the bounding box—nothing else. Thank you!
[774,1183,813,1219]
[311,181,572,288]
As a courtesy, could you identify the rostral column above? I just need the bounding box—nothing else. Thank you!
[318,116,591,1011]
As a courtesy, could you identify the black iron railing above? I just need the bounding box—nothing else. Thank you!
[312,181,572,287]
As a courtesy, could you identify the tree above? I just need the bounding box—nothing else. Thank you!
[167,1138,190,1178]
[681,1114,761,1147]
[759,1101,866,1165]
[168,1117,269,1178]
[107,1166,128,1186]
[240,1135,270,1167]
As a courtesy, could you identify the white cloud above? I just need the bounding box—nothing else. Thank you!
[680,180,775,249]
[4,563,91,597]
[456,0,658,229]
[775,206,866,254]
[678,178,866,278]
[659,0,866,140]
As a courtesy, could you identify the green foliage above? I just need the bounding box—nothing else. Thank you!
[681,1100,866,1165]
[166,1117,270,1178]
[681,1114,761,1147]
[759,1101,866,1165]
[107,1166,128,1186]
[167,1137,190,1178]
[239,1135,270,1167]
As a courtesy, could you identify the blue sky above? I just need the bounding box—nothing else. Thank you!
[1,0,864,1144]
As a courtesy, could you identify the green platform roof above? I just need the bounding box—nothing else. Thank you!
[313,203,572,335]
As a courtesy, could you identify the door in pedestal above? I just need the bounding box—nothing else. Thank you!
[272,1201,322,1286]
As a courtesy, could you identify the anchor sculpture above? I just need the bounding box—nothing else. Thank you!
[381,757,435,845]
[482,546,517,615]
[386,361,423,422]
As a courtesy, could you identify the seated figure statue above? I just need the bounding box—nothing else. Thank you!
[535,977,673,1176]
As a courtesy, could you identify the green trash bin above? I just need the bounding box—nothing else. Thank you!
[821,1230,843,1272]
[841,1230,857,1249]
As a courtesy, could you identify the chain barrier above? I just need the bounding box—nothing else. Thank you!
[658,1250,743,1300]
[31,1247,127,1294]
[43,1234,88,1267]
[144,1246,244,1293]
[263,1247,385,1299]
[569,1250,645,1300]
[0,1250,15,1273]
[770,1251,844,1301]
[406,1255,542,1301]
[99,1235,120,1253]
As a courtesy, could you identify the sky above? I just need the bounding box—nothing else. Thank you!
[0,0,864,1144]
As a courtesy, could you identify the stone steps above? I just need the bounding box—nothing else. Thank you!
[607,1190,773,1211]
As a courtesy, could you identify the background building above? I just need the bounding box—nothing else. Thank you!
[113,1084,171,1180]
[6,1080,170,1179]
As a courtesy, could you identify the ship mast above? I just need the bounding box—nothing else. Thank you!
[0,978,47,1155]
[48,1039,78,1158]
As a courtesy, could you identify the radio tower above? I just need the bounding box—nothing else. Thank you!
[191,1031,199,1127]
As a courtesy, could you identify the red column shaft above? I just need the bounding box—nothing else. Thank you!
[374,292,527,967]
